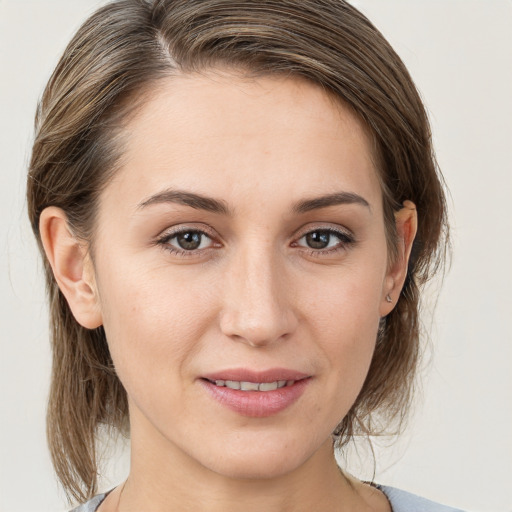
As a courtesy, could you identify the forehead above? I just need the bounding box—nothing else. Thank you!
[102,69,382,215]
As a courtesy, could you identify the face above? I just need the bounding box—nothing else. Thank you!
[90,70,396,479]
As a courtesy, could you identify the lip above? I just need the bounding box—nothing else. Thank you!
[199,368,311,418]
[202,368,309,383]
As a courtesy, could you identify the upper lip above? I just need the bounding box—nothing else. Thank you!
[201,368,310,383]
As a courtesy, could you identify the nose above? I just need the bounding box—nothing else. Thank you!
[219,245,298,347]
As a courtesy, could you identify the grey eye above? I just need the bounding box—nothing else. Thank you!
[295,228,355,252]
[304,231,332,249]
[170,231,212,251]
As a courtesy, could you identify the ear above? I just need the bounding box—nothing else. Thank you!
[380,200,418,317]
[39,206,103,329]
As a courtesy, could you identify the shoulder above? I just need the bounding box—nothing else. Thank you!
[69,492,108,512]
[71,486,466,512]
[377,485,466,512]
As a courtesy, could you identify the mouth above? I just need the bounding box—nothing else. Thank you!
[199,369,311,417]
[203,379,297,392]
[200,368,309,389]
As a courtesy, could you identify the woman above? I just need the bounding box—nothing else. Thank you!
[27,0,459,511]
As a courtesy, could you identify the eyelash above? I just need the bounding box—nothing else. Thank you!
[293,228,355,257]
[156,227,218,258]
[156,226,355,259]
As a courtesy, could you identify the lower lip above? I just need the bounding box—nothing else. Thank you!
[200,378,310,418]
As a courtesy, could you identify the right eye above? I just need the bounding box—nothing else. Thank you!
[157,228,216,256]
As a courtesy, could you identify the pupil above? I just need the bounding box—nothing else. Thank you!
[177,231,202,250]
[306,231,330,249]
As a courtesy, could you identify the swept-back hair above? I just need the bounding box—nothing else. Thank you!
[27,0,448,502]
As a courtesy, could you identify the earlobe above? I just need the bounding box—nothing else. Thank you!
[39,207,102,329]
[380,200,418,316]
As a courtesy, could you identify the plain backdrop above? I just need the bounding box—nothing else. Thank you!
[1,1,511,511]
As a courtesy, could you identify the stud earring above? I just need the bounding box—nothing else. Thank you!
[386,294,392,303]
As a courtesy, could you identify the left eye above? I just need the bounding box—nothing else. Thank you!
[296,229,346,250]
[166,230,213,251]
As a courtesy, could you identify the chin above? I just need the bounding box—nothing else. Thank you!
[198,434,318,481]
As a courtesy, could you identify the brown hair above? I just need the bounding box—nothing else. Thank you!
[27,0,448,503]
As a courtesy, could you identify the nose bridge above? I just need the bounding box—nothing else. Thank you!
[220,237,296,346]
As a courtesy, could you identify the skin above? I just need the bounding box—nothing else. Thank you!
[40,70,417,512]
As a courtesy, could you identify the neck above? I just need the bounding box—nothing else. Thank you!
[109,406,384,512]
[128,443,352,512]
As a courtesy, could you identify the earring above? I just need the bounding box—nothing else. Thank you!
[386,294,392,303]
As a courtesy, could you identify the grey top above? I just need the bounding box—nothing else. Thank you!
[71,485,465,511]
[376,485,465,511]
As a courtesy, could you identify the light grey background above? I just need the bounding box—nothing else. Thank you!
[1,1,511,511]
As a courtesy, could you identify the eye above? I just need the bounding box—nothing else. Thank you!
[158,229,214,253]
[295,228,354,252]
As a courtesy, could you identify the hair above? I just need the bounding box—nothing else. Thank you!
[27,0,448,503]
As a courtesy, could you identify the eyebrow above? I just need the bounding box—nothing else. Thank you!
[138,189,230,215]
[292,192,370,214]
[137,189,370,215]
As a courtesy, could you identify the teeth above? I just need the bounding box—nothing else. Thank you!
[213,379,295,391]
[259,382,278,391]
[240,381,260,391]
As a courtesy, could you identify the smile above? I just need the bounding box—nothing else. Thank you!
[209,379,295,391]
[200,371,311,417]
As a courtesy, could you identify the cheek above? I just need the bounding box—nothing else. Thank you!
[300,259,385,336]
[95,261,215,392]
[299,261,385,393]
